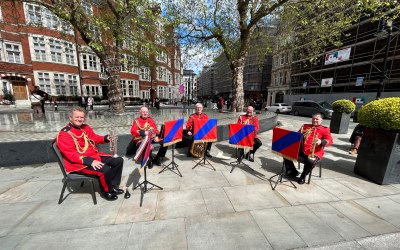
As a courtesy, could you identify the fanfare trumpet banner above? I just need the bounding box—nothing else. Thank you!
[163,119,184,146]
[229,124,255,149]
[134,130,153,168]
[272,127,302,161]
[193,118,217,142]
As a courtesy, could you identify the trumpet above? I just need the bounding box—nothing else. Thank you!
[308,131,319,161]
[109,128,118,157]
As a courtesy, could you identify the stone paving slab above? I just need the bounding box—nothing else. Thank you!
[186,211,272,250]
[114,192,158,224]
[251,208,307,249]
[354,196,400,228]
[329,200,398,235]
[201,187,235,214]
[313,179,365,200]
[277,205,344,247]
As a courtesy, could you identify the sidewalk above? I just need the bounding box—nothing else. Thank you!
[1,116,400,249]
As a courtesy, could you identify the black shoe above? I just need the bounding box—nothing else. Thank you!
[103,192,118,201]
[124,190,131,199]
[248,153,254,162]
[206,152,212,158]
[113,188,124,195]
[297,178,305,184]
[153,157,162,166]
[147,160,153,169]
[286,169,299,178]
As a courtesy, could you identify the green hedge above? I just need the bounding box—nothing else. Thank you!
[358,97,400,132]
[332,99,356,114]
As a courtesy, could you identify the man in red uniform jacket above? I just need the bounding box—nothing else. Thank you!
[237,105,262,162]
[284,113,333,184]
[129,106,166,166]
[186,103,213,157]
[56,107,124,201]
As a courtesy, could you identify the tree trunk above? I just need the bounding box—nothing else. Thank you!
[230,58,245,112]
[104,59,125,114]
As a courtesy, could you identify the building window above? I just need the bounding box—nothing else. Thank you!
[82,51,99,71]
[32,36,46,61]
[157,67,167,81]
[156,51,167,63]
[54,73,66,95]
[141,90,150,99]
[140,67,150,81]
[49,39,62,62]
[120,79,127,96]
[44,8,58,29]
[68,75,78,96]
[5,43,22,63]
[127,80,139,97]
[26,4,42,25]
[158,86,167,99]
[37,72,51,93]
[81,1,93,15]
[64,42,75,65]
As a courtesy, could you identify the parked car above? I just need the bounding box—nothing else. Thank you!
[291,100,333,118]
[265,103,292,114]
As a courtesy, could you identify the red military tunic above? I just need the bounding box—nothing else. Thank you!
[237,115,260,138]
[56,123,109,172]
[130,116,159,143]
[186,112,209,132]
[299,124,333,160]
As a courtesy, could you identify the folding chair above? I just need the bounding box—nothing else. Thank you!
[51,141,98,204]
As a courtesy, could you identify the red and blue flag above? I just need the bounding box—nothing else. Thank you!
[229,124,255,149]
[134,130,153,168]
[272,127,302,161]
[163,119,184,146]
[193,119,217,142]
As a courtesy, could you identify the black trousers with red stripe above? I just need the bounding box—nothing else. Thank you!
[76,156,123,193]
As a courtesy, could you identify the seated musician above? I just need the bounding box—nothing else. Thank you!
[56,107,124,201]
[284,113,333,184]
[237,105,262,162]
[129,106,166,166]
[186,102,212,157]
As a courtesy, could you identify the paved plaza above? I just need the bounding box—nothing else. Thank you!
[1,110,400,249]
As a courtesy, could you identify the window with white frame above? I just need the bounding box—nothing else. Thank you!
[169,87,172,99]
[157,66,167,81]
[156,51,167,63]
[120,79,127,96]
[68,75,78,96]
[64,42,75,65]
[26,4,42,25]
[141,90,150,99]
[158,86,167,99]
[49,39,62,62]
[37,72,51,93]
[175,74,180,85]
[0,43,2,61]
[32,36,46,61]
[5,42,22,63]
[82,51,99,71]
[140,67,150,81]
[167,72,172,85]
[0,7,3,21]
[44,8,58,29]
[127,80,139,97]
[81,1,93,15]
[54,73,66,95]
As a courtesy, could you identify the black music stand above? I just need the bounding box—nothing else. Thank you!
[192,145,215,171]
[269,160,297,190]
[134,159,163,194]
[159,144,182,177]
[230,149,254,173]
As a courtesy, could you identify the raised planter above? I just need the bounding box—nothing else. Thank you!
[330,112,351,134]
[354,128,400,184]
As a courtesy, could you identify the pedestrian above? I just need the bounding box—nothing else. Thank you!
[87,96,94,111]
[33,86,48,114]
[29,89,42,114]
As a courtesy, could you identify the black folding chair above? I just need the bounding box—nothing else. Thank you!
[298,160,322,184]
[51,141,98,204]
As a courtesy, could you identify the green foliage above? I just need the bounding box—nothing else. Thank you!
[57,95,67,101]
[358,97,400,132]
[93,96,102,102]
[3,88,15,102]
[332,99,356,113]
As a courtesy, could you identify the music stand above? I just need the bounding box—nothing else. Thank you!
[159,144,182,177]
[269,160,297,190]
[230,149,254,173]
[134,159,163,193]
[192,148,216,171]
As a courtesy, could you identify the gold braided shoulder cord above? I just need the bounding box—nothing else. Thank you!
[302,126,314,142]
[68,131,90,154]
[135,119,152,131]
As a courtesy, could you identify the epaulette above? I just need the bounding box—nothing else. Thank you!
[61,126,71,132]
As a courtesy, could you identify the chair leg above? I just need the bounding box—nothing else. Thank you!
[307,168,312,184]
[59,181,68,204]
[89,180,97,205]
[319,162,322,177]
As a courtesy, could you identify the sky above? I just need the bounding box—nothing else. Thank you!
[181,45,216,74]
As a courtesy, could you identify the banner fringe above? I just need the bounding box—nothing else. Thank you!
[193,139,217,143]
[228,144,253,150]
[163,139,182,147]
[271,150,299,162]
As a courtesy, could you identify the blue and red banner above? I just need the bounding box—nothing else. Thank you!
[134,130,153,168]
[193,119,217,142]
[163,119,184,147]
[272,127,302,161]
[229,124,255,149]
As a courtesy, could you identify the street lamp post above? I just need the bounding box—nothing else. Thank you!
[376,20,393,99]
